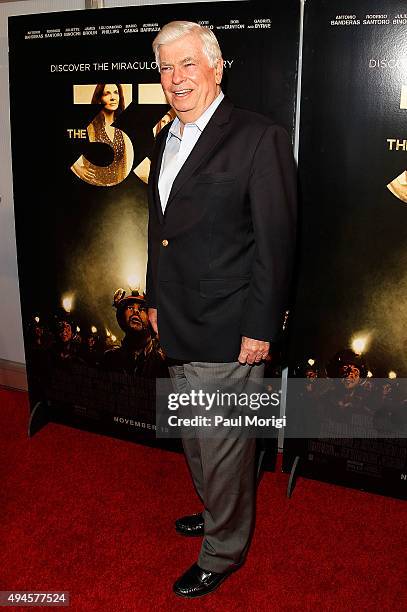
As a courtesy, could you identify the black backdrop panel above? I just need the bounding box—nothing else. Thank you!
[285,0,407,498]
[9,1,299,447]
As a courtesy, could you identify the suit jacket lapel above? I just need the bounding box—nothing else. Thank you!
[164,97,234,213]
[151,122,171,224]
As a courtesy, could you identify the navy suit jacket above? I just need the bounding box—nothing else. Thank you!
[146,96,297,362]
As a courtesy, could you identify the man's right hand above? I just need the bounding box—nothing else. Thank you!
[148,308,158,335]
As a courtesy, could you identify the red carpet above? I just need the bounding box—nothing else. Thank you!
[1,387,406,611]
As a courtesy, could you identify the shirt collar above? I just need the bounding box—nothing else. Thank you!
[168,90,225,140]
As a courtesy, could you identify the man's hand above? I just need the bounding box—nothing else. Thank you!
[148,308,158,335]
[238,336,270,365]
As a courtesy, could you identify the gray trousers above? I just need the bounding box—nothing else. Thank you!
[168,361,265,573]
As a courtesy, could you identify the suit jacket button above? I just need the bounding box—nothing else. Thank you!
[162,239,169,247]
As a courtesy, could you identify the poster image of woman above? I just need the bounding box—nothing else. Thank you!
[71,83,134,187]
[387,169,407,204]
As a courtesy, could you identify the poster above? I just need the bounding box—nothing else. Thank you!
[285,0,407,498]
[8,1,299,445]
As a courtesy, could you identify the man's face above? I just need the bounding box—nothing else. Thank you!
[34,325,43,338]
[124,302,149,331]
[158,33,223,124]
[340,364,360,389]
[382,383,392,397]
[87,336,96,349]
[57,321,72,343]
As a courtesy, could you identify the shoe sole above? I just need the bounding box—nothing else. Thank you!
[175,526,204,537]
[173,572,230,598]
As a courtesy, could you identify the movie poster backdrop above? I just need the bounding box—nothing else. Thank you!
[8,1,299,446]
[285,0,407,499]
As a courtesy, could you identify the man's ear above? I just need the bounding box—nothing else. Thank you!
[215,58,223,85]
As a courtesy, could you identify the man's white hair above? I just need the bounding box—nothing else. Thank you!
[152,21,222,68]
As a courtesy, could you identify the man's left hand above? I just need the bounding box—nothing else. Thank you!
[238,336,270,365]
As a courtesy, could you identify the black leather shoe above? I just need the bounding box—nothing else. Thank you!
[173,563,231,598]
[175,512,204,537]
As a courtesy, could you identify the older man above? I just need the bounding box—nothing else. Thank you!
[146,21,297,597]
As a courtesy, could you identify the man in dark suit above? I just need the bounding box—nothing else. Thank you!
[146,21,297,598]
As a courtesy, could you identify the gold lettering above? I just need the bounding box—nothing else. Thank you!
[67,129,87,139]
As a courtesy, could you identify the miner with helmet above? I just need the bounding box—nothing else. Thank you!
[49,310,83,364]
[327,349,367,389]
[101,288,167,377]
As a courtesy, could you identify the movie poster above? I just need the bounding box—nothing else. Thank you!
[8,1,299,445]
[285,0,407,498]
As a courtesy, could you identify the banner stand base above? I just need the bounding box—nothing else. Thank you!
[28,400,51,438]
[287,455,301,498]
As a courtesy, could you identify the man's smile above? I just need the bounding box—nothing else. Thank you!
[173,89,193,97]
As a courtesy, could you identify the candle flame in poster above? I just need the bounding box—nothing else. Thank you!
[62,294,74,313]
[127,274,140,291]
[351,333,371,355]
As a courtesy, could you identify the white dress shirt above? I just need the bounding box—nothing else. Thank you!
[158,91,225,213]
